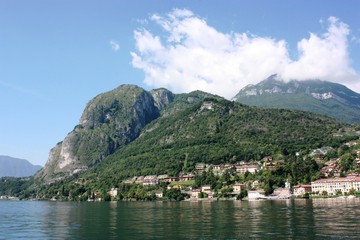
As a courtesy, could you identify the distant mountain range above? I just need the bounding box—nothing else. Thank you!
[0,156,42,177]
[233,75,360,124]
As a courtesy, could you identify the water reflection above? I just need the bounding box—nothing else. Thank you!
[1,199,360,239]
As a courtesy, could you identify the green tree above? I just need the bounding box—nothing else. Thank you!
[340,153,355,172]
[236,189,248,200]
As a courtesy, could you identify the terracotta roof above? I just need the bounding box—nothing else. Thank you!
[293,185,311,188]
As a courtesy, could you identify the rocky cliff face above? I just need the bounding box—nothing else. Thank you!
[37,85,174,182]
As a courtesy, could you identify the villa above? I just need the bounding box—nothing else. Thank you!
[311,175,360,195]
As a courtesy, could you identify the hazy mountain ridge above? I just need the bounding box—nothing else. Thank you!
[233,75,360,123]
[0,156,42,177]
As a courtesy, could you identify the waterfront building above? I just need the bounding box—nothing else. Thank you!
[293,185,312,196]
[248,189,266,200]
[311,175,360,195]
[108,188,118,198]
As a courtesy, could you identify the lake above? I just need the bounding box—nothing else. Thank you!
[0,198,360,239]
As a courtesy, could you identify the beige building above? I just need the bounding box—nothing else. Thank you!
[311,175,360,195]
[191,189,201,198]
[108,188,118,198]
[201,185,212,193]
[235,164,259,174]
[293,185,312,196]
[233,183,245,193]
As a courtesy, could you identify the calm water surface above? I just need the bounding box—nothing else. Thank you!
[0,198,359,239]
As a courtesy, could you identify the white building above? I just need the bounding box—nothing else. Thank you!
[235,164,259,174]
[311,175,360,195]
[248,190,266,200]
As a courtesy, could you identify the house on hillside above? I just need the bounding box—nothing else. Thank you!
[213,164,224,171]
[233,183,246,194]
[235,164,259,174]
[320,160,342,177]
[158,175,178,182]
[201,185,212,193]
[155,191,163,198]
[345,141,358,147]
[143,175,158,185]
[196,163,206,174]
[179,174,195,181]
[135,176,144,184]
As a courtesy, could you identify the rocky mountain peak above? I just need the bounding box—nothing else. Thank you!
[233,75,360,124]
[37,85,176,182]
[150,88,175,112]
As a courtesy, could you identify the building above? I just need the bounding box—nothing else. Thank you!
[179,174,195,181]
[272,188,291,198]
[143,175,159,186]
[233,183,246,193]
[293,185,312,196]
[345,141,358,147]
[311,175,360,195]
[320,160,342,177]
[155,191,163,198]
[213,164,224,171]
[235,164,259,174]
[248,190,266,200]
[159,175,178,182]
[191,189,201,198]
[135,176,144,184]
[195,163,206,173]
[201,185,211,193]
[108,188,118,198]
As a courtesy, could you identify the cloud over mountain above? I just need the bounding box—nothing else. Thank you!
[131,9,360,99]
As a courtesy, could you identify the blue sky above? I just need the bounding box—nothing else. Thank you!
[1,0,360,166]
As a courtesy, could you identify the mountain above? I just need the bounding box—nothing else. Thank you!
[233,75,360,124]
[84,96,343,184]
[37,85,217,182]
[5,84,353,199]
[36,83,348,188]
[0,156,42,177]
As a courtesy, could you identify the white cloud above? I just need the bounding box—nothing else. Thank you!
[110,40,120,51]
[131,9,360,98]
[280,17,358,84]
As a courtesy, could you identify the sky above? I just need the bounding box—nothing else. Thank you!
[1,0,360,166]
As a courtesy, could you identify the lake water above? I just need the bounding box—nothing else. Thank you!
[0,198,360,239]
